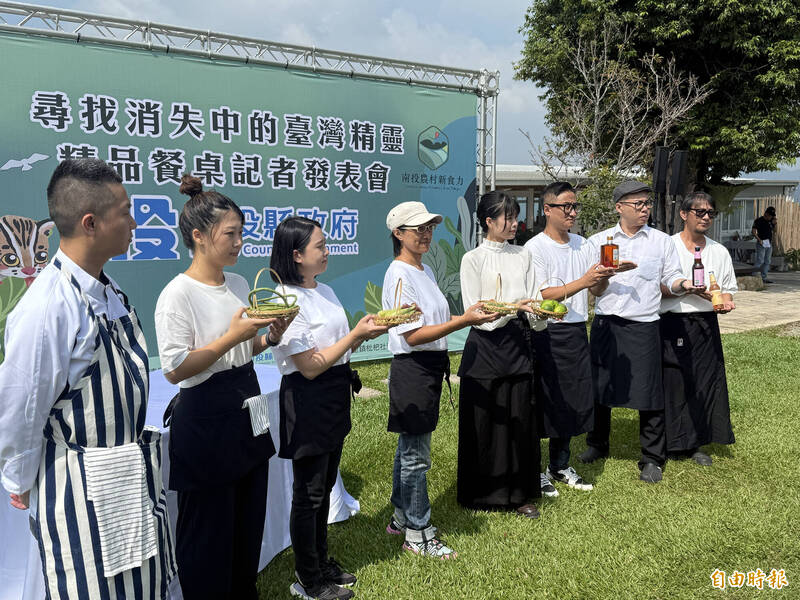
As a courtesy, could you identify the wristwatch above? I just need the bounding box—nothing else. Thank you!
[266,332,280,347]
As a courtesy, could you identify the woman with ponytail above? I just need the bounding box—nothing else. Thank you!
[154,175,289,599]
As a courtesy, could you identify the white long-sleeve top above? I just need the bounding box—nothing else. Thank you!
[587,224,685,322]
[0,250,131,494]
[661,234,738,313]
[460,239,537,331]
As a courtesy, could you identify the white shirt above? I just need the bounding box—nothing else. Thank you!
[272,282,351,375]
[155,272,255,388]
[0,250,131,494]
[661,234,738,313]
[587,224,685,322]
[525,232,593,323]
[382,260,450,355]
[460,239,537,331]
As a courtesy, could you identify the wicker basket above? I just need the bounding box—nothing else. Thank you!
[529,278,569,321]
[479,273,523,315]
[374,279,422,327]
[246,268,300,320]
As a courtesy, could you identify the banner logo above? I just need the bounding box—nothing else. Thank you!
[418,125,449,170]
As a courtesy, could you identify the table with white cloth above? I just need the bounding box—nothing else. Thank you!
[0,364,359,600]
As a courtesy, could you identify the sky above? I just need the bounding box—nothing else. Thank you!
[15,0,800,180]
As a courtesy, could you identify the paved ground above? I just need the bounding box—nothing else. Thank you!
[718,271,800,333]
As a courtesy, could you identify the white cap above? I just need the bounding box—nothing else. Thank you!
[386,201,443,231]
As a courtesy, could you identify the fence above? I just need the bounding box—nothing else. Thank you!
[754,196,800,254]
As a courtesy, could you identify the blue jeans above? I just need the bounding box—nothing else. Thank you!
[390,432,432,532]
[753,242,773,281]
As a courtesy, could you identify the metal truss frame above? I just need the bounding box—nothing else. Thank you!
[0,1,499,193]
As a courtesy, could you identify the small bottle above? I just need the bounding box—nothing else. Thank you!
[692,246,705,287]
[708,271,724,311]
[601,236,619,268]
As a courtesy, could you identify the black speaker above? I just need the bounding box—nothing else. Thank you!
[653,146,669,194]
[669,150,688,196]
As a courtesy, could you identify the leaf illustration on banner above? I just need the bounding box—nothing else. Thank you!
[457,196,476,250]
[364,281,383,314]
[444,216,465,248]
[345,308,366,330]
[439,272,461,299]
[422,241,448,284]
[0,276,28,363]
[438,238,466,277]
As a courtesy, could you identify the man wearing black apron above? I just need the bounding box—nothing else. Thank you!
[525,182,614,495]
[580,181,695,483]
[660,192,736,466]
[0,159,176,599]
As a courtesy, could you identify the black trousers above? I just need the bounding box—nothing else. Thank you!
[586,404,666,469]
[291,443,344,587]
[176,463,268,600]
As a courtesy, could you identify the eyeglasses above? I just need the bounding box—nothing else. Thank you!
[399,224,436,234]
[618,199,654,211]
[687,208,719,219]
[546,202,582,214]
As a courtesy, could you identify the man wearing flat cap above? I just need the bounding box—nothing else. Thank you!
[580,181,696,483]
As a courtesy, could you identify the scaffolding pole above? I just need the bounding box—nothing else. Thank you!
[0,1,499,194]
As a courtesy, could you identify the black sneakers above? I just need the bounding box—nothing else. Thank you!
[290,581,354,600]
[321,557,357,587]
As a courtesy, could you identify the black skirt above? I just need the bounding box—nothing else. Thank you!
[532,322,594,438]
[590,316,664,411]
[387,351,449,434]
[661,312,735,451]
[167,361,276,491]
[279,363,354,460]
[457,319,540,509]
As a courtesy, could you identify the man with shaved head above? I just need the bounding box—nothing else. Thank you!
[0,159,175,599]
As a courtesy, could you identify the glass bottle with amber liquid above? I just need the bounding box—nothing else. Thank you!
[708,271,724,311]
[601,236,619,268]
[692,246,705,287]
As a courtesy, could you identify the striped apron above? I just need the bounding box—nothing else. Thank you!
[32,258,176,599]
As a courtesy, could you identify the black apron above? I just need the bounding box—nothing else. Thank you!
[165,361,276,491]
[532,321,594,438]
[387,350,450,434]
[457,318,539,508]
[279,363,357,459]
[590,315,664,411]
[661,312,735,452]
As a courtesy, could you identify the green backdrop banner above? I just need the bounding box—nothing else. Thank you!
[0,31,478,367]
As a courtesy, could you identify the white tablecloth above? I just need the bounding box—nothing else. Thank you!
[0,364,359,600]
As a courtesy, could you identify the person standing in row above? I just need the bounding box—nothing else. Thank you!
[0,159,176,599]
[270,217,387,600]
[660,192,737,466]
[458,191,541,518]
[382,201,496,559]
[155,175,286,599]
[580,181,695,484]
[525,182,614,497]
[751,206,777,284]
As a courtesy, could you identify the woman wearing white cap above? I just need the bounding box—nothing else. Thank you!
[457,191,542,518]
[383,201,496,559]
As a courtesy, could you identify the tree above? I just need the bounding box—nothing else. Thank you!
[516,0,800,186]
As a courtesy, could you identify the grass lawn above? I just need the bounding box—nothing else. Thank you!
[257,325,799,599]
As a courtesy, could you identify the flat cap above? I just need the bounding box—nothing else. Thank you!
[612,180,652,204]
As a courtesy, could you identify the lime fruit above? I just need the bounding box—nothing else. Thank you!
[541,299,557,311]
[554,303,568,314]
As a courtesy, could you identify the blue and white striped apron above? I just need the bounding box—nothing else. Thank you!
[32,258,176,599]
